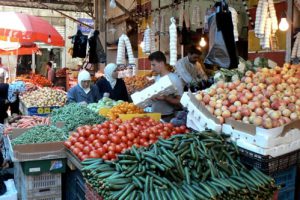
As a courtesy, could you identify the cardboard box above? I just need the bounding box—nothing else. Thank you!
[19,101,60,116]
[8,128,66,162]
[119,113,161,121]
[131,74,178,107]
[223,119,300,148]
[180,92,222,133]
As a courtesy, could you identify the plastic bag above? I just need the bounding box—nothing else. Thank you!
[110,0,116,8]
[204,14,230,68]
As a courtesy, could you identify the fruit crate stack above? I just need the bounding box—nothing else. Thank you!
[238,148,300,200]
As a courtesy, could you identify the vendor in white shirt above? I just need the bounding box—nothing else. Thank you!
[148,51,184,122]
[175,46,207,88]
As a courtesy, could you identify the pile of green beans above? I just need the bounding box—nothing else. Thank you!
[11,125,67,146]
[51,103,106,132]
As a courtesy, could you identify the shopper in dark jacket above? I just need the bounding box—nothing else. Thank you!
[0,81,25,124]
[96,63,129,101]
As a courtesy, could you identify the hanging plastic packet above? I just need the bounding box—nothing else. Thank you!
[110,0,116,9]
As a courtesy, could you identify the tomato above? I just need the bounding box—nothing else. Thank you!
[133,138,140,145]
[115,118,122,124]
[119,126,127,132]
[149,133,156,140]
[89,150,100,158]
[73,148,80,155]
[97,147,106,156]
[83,146,91,154]
[72,132,80,138]
[84,140,90,146]
[120,142,127,149]
[180,125,187,132]
[69,136,77,145]
[78,129,85,137]
[74,142,84,150]
[127,133,135,140]
[115,145,122,153]
[95,142,102,149]
[88,134,96,142]
[108,144,116,152]
[163,127,170,132]
[116,131,125,137]
[99,134,109,143]
[84,129,92,137]
[127,141,133,147]
[78,151,84,158]
[92,127,99,135]
[111,135,121,144]
[64,141,72,148]
[81,155,88,161]
[121,136,128,143]
[143,141,149,147]
[140,138,147,144]
[78,137,85,143]
[102,144,108,152]
[70,146,76,152]
[140,131,148,138]
[100,128,109,135]
[102,154,108,160]
[107,151,116,160]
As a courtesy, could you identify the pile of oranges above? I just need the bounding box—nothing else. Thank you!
[105,102,144,120]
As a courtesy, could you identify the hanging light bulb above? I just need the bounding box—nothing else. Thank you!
[279,17,289,31]
[47,35,52,43]
[140,41,145,50]
[199,37,207,47]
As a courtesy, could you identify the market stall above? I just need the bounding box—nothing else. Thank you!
[1,0,300,200]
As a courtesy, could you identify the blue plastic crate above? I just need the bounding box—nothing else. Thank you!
[273,166,297,188]
[272,166,297,200]
[27,106,60,116]
[277,186,295,200]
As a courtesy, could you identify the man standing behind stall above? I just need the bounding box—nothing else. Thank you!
[148,51,184,122]
[0,58,9,83]
[175,46,208,89]
[46,61,55,84]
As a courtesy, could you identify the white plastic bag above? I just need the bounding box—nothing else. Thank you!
[110,0,116,9]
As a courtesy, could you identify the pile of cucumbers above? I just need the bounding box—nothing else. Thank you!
[82,131,278,200]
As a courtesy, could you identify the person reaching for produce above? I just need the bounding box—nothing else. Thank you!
[96,63,129,101]
[46,61,55,84]
[0,58,9,84]
[148,51,184,122]
[67,69,100,104]
[0,81,26,124]
[175,46,208,90]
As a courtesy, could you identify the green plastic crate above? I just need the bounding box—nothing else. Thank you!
[21,158,66,175]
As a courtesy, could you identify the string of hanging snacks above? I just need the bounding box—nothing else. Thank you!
[116,34,135,65]
[254,0,278,50]
[242,0,254,28]
[292,32,300,59]
[295,0,300,11]
[169,17,177,66]
[142,25,151,53]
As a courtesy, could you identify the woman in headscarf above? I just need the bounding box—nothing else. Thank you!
[96,63,129,101]
[0,81,26,124]
[67,69,100,104]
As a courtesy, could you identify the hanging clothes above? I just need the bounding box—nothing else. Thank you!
[88,30,106,64]
[71,30,88,58]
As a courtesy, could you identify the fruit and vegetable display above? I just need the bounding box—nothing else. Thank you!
[5,116,50,134]
[56,68,67,77]
[51,103,106,132]
[17,74,52,87]
[20,87,67,107]
[24,82,39,93]
[104,102,145,120]
[81,131,277,200]
[87,97,124,114]
[124,75,154,94]
[196,64,300,128]
[64,117,188,161]
[11,125,67,146]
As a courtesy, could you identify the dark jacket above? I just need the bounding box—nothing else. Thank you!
[67,84,100,104]
[0,84,9,123]
[88,30,106,64]
[96,77,129,102]
[72,30,88,58]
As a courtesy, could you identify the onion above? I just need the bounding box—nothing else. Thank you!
[229,105,237,113]
[214,109,222,116]
[232,112,242,120]
[255,108,264,116]
[290,112,298,120]
[203,95,210,104]
[269,111,281,120]
[209,101,216,108]
[222,110,231,118]
[282,109,292,117]
[217,116,225,124]
[262,118,273,129]
[253,116,263,126]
